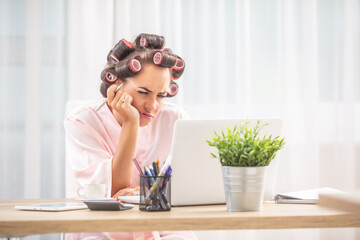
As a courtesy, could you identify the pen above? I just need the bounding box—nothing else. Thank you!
[152,162,159,176]
[143,171,151,189]
[146,165,171,198]
[132,158,144,175]
[144,166,155,183]
[148,165,155,177]
[156,159,160,173]
[161,166,172,190]
[159,156,171,175]
[95,83,124,111]
[160,190,171,209]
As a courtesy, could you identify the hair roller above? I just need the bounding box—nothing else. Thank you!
[105,72,117,83]
[114,58,142,79]
[153,51,177,68]
[107,39,135,63]
[153,52,163,65]
[101,33,185,98]
[121,38,133,49]
[100,68,117,97]
[167,82,178,97]
[140,36,147,47]
[135,34,165,49]
[110,54,119,62]
[172,59,185,71]
[172,68,184,80]
[129,59,141,72]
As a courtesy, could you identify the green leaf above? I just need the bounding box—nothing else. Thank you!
[206,120,286,166]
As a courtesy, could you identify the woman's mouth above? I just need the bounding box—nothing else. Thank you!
[141,111,154,120]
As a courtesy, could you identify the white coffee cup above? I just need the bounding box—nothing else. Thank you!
[77,184,106,199]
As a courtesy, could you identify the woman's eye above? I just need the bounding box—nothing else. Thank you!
[138,91,148,95]
[157,95,167,99]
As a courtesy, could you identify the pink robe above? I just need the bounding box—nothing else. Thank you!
[64,100,196,240]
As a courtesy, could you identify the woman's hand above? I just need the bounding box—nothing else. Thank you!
[107,83,140,126]
[112,186,140,199]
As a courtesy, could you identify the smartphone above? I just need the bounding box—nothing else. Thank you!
[15,202,87,212]
[83,200,134,211]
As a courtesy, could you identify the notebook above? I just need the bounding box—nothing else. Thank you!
[274,187,343,204]
[170,119,283,206]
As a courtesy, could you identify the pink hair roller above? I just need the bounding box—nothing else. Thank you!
[121,38,133,49]
[167,83,178,96]
[105,72,117,83]
[129,59,141,72]
[172,59,185,71]
[110,54,120,62]
[140,36,147,47]
[153,52,163,65]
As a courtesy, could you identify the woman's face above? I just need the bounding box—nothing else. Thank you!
[122,64,171,127]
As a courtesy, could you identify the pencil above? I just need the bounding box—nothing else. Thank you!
[95,83,124,111]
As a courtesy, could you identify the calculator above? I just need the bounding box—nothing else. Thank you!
[83,200,134,211]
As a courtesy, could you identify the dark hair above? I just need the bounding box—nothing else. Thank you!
[100,33,185,98]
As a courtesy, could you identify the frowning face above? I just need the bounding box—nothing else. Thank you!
[122,64,171,127]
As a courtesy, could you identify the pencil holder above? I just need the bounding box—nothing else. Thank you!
[139,175,171,211]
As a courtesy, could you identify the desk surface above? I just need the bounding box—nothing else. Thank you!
[318,192,360,214]
[1,199,359,235]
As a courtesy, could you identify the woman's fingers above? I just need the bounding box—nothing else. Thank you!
[113,186,140,198]
[106,83,139,124]
[107,83,125,106]
[106,84,118,105]
[123,95,133,106]
[116,91,128,109]
[112,89,125,109]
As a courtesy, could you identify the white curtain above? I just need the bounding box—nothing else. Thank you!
[1,0,66,200]
[1,0,359,239]
[1,0,65,239]
[67,0,360,239]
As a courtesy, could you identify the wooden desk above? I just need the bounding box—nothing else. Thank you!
[319,192,360,214]
[1,199,359,235]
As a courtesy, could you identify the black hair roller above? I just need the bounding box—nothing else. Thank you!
[129,59,141,73]
[135,34,165,49]
[107,38,134,63]
[153,52,163,65]
[115,58,142,79]
[167,82,178,96]
[153,51,177,68]
[172,68,184,80]
[172,59,185,71]
[140,36,147,47]
[105,72,117,83]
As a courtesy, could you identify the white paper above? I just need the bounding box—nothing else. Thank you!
[274,187,343,204]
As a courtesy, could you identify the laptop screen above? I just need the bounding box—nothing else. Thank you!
[170,119,283,206]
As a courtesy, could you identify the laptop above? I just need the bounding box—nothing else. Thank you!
[170,119,283,206]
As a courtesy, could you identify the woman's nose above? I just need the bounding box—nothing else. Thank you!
[145,98,157,112]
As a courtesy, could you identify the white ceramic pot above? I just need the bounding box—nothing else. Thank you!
[222,166,267,212]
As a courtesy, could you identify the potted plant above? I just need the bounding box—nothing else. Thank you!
[207,120,285,212]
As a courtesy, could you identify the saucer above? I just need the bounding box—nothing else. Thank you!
[118,196,140,204]
[76,197,113,201]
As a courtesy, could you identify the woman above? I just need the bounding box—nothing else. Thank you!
[64,33,196,239]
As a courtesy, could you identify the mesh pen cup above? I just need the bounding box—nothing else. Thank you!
[140,175,171,211]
